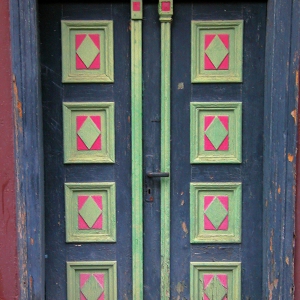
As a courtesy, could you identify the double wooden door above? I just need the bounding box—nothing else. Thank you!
[40,1,267,298]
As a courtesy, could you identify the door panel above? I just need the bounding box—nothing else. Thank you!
[39,2,132,299]
[170,2,266,299]
[39,1,267,298]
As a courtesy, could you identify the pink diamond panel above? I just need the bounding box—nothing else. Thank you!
[76,116,102,151]
[78,195,103,230]
[204,115,229,151]
[80,273,105,300]
[204,195,229,231]
[203,274,228,300]
[75,34,101,70]
[204,34,229,70]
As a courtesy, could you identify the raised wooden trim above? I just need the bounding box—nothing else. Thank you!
[263,0,300,298]
[0,0,19,299]
[159,1,173,298]
[131,1,144,298]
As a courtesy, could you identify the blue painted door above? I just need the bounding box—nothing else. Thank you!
[40,1,267,299]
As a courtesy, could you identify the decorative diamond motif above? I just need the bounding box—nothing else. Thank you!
[81,275,104,300]
[205,35,229,69]
[79,196,102,228]
[205,117,228,150]
[205,197,228,229]
[76,35,100,68]
[77,117,101,149]
[204,275,227,300]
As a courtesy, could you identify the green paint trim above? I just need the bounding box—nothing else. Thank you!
[63,102,115,164]
[190,182,242,243]
[61,20,114,83]
[190,102,242,163]
[160,4,172,298]
[191,20,243,83]
[67,261,117,300]
[65,182,116,243]
[131,6,143,299]
[190,262,241,300]
[131,0,143,20]
[158,0,173,22]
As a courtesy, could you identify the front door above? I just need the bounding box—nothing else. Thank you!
[39,1,267,298]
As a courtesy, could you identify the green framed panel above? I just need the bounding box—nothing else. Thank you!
[61,20,114,83]
[190,182,242,243]
[190,262,241,300]
[63,102,115,164]
[67,261,117,300]
[190,102,242,163]
[191,20,243,83]
[65,182,116,243]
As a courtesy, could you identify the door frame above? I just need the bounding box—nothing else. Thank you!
[10,0,299,298]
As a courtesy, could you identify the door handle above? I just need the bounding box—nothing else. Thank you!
[146,172,169,178]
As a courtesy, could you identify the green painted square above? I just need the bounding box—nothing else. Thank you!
[61,20,114,83]
[191,20,243,83]
[190,182,242,243]
[190,262,241,300]
[65,182,116,242]
[63,102,115,164]
[67,261,117,300]
[190,102,242,163]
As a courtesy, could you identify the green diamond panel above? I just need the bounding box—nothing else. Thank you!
[81,275,103,300]
[76,35,100,68]
[65,182,116,243]
[205,197,228,229]
[205,276,227,300]
[190,182,242,243]
[205,117,228,149]
[191,20,243,82]
[61,20,114,83]
[190,262,241,300]
[205,35,229,69]
[77,117,101,149]
[79,196,102,228]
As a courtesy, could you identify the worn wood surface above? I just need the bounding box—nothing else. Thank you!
[263,0,300,298]
[0,0,19,299]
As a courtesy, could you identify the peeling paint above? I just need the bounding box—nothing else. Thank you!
[270,229,273,252]
[178,82,184,89]
[181,222,188,236]
[286,256,289,265]
[30,238,34,245]
[180,200,185,206]
[288,153,294,162]
[12,74,22,118]
[277,186,281,194]
[291,109,297,124]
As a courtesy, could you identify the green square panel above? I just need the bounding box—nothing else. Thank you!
[190,182,242,243]
[63,102,115,164]
[190,262,241,300]
[67,261,117,300]
[61,20,114,83]
[191,20,243,83]
[65,182,116,242]
[190,102,242,163]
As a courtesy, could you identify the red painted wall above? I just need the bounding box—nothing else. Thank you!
[0,1,19,299]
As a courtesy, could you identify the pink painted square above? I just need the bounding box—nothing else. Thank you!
[80,273,105,300]
[204,34,229,70]
[204,195,229,231]
[78,195,103,230]
[75,34,100,70]
[76,115,102,151]
[161,1,171,12]
[204,115,229,151]
[133,1,141,11]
